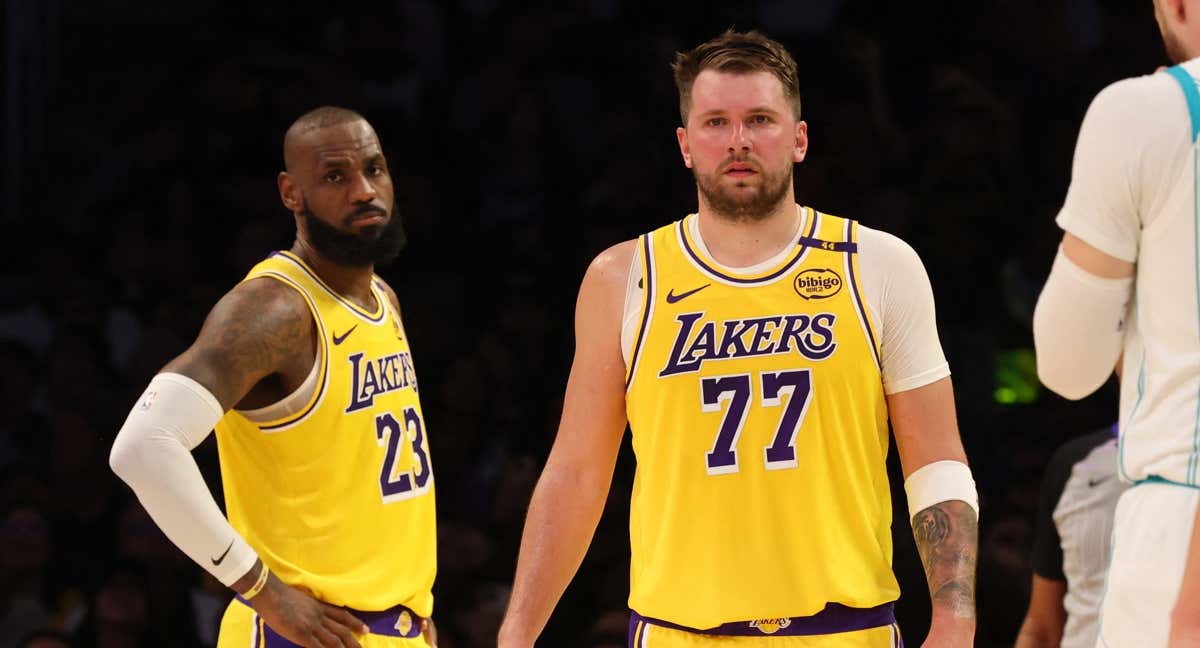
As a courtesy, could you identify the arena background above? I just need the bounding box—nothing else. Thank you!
[0,1,1154,646]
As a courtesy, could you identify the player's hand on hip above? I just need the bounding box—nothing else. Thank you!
[250,574,369,648]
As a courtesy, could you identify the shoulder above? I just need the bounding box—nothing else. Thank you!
[191,276,316,362]
[214,276,314,332]
[373,275,402,314]
[856,224,927,277]
[1082,71,1186,139]
[583,239,639,290]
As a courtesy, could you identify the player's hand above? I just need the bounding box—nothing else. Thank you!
[249,573,369,648]
[422,617,438,647]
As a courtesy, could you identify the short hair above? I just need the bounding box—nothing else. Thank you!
[671,29,802,124]
[287,106,366,136]
[282,106,369,170]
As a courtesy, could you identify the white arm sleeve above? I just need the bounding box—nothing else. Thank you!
[1033,247,1131,400]
[109,373,258,586]
[857,226,951,394]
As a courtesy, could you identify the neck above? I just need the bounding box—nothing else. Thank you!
[695,198,802,267]
[290,240,377,308]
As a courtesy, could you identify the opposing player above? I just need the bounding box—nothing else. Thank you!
[1031,2,1200,646]
[497,30,977,647]
[109,107,437,647]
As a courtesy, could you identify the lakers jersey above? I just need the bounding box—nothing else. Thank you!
[215,251,435,616]
[624,208,896,629]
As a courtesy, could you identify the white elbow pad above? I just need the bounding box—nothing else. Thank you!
[904,460,979,522]
[110,373,258,586]
[1032,246,1131,400]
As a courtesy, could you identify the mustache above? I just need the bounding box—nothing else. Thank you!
[344,204,389,224]
[720,155,761,170]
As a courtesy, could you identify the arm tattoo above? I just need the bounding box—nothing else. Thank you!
[913,500,977,620]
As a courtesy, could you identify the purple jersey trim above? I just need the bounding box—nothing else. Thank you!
[626,234,656,391]
[628,601,895,640]
[238,596,424,640]
[268,251,389,324]
[677,210,819,285]
[251,271,330,432]
[843,219,881,370]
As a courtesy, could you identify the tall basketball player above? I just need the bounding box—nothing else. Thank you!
[1033,2,1200,646]
[498,30,978,648]
[109,107,437,648]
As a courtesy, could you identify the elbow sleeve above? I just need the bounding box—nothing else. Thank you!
[1033,247,1131,400]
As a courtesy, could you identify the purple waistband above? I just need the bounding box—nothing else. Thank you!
[236,595,424,640]
[629,601,895,640]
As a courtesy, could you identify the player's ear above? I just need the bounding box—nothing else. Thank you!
[794,120,809,163]
[279,172,300,212]
[677,126,693,168]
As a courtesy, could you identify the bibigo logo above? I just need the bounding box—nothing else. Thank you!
[793,268,843,300]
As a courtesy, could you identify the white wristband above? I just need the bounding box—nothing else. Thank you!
[904,460,979,522]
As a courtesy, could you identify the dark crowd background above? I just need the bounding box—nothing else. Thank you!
[0,1,1154,646]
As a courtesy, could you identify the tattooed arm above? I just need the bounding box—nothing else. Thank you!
[913,501,979,636]
[113,278,373,646]
[887,377,978,646]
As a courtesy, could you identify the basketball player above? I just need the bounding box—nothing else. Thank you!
[1032,2,1200,645]
[109,107,437,648]
[1014,422,1126,648]
[497,30,978,647]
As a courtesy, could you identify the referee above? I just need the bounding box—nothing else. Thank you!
[1014,422,1126,648]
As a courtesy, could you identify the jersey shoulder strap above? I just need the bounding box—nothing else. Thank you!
[1166,65,1200,142]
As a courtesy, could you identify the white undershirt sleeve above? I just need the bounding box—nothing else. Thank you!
[109,373,258,587]
[1055,75,1177,260]
[857,226,951,394]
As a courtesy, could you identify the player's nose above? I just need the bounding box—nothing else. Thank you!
[727,121,751,152]
[348,171,378,203]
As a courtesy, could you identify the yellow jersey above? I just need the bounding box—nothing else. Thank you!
[624,209,895,630]
[215,251,436,616]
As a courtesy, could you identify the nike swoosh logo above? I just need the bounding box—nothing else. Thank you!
[332,325,358,345]
[665,284,711,304]
[1088,477,1110,488]
[211,539,234,566]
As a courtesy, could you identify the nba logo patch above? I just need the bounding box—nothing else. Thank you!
[394,610,413,635]
[137,390,158,412]
[749,618,792,635]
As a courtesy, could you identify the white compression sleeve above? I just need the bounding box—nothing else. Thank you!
[109,373,258,586]
[1032,246,1131,400]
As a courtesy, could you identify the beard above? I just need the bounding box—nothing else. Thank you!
[694,156,794,222]
[300,199,407,267]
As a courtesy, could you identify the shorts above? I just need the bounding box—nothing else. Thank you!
[1095,481,1199,648]
[216,595,431,648]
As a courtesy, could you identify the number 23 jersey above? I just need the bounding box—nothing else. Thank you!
[623,209,905,629]
[215,251,435,616]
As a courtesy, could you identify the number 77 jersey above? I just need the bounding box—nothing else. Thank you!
[623,209,896,630]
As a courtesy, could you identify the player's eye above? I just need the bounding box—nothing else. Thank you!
[707,117,726,127]
[751,115,770,124]
[325,172,343,183]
